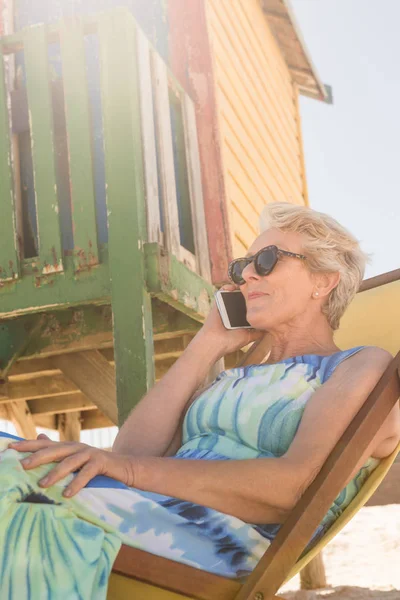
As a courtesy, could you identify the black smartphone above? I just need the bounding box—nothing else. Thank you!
[214,290,252,329]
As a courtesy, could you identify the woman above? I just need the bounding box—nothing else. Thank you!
[2,203,400,593]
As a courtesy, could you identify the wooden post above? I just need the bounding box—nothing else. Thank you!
[53,350,118,424]
[23,25,63,274]
[168,0,232,284]
[6,401,37,439]
[58,412,81,442]
[0,42,20,281]
[99,11,155,426]
[300,553,327,590]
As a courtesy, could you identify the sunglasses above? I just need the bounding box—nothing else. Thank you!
[228,245,307,285]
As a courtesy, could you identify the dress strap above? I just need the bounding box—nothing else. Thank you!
[319,346,367,384]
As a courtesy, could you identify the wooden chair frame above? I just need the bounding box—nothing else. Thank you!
[109,342,400,600]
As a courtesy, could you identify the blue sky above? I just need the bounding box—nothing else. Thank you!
[291,0,400,278]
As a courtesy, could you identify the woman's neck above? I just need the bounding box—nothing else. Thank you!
[264,319,339,364]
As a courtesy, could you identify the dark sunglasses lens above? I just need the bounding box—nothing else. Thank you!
[255,248,276,275]
[230,259,250,283]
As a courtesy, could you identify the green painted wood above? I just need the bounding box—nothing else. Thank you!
[0,258,111,318]
[59,18,99,272]
[99,10,155,425]
[0,241,214,322]
[0,51,20,281]
[145,243,214,321]
[23,25,63,274]
[0,315,43,378]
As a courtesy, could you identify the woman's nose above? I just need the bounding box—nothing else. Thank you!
[241,261,260,282]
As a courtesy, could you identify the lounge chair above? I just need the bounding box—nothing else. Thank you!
[107,271,400,600]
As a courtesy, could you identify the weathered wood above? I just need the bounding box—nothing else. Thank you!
[0,47,19,280]
[81,410,113,430]
[182,95,211,282]
[58,412,81,442]
[23,25,63,274]
[0,315,43,379]
[145,243,214,321]
[59,17,99,271]
[98,11,155,426]
[151,51,180,258]
[53,350,118,424]
[29,393,96,416]
[0,373,78,402]
[32,414,57,430]
[300,553,327,590]
[6,401,37,439]
[136,27,162,245]
[168,0,233,284]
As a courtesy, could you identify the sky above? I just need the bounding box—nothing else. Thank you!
[290,0,400,278]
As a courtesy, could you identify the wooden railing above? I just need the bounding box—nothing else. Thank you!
[0,9,211,288]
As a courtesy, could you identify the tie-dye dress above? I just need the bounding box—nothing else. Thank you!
[0,347,379,598]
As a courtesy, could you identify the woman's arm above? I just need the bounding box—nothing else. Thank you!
[13,348,398,523]
[113,292,262,457]
[126,347,400,522]
[112,332,223,457]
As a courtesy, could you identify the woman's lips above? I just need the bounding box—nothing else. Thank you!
[247,292,266,300]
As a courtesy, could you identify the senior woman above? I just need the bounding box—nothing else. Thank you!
[2,203,400,593]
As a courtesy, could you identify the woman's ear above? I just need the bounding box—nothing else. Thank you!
[312,271,340,299]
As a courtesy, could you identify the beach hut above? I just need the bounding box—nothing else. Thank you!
[0,2,399,598]
[0,0,329,440]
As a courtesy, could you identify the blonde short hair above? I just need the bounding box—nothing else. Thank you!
[259,203,368,330]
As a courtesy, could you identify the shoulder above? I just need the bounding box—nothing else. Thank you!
[324,346,396,397]
[339,346,393,375]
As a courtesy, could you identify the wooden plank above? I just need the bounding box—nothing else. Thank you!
[32,414,57,429]
[6,401,37,439]
[168,0,232,284]
[29,392,96,415]
[0,374,78,402]
[23,24,63,274]
[300,553,326,590]
[81,409,113,430]
[53,350,118,424]
[98,11,155,426]
[136,27,162,245]
[112,544,241,600]
[293,83,309,207]
[151,51,180,258]
[0,49,19,280]
[59,17,99,271]
[182,96,211,281]
[360,268,400,293]
[58,411,81,442]
[235,354,400,600]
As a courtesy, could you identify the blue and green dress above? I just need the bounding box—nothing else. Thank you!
[0,347,379,598]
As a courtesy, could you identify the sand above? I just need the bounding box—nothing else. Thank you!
[277,505,400,600]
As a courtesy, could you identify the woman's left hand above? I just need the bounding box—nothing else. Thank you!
[7,439,137,497]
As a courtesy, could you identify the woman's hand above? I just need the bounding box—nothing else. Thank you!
[7,439,136,497]
[198,284,264,356]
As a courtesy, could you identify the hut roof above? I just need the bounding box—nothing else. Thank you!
[262,0,331,102]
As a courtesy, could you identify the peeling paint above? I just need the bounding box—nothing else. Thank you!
[41,259,63,275]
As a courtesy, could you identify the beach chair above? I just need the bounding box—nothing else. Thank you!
[107,270,400,600]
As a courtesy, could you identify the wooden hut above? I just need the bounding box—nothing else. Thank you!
[0,1,328,441]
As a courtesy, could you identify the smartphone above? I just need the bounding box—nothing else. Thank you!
[215,290,252,329]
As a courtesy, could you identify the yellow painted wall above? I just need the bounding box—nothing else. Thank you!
[206,0,308,257]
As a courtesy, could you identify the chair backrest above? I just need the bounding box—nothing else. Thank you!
[234,352,400,600]
[283,437,400,584]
